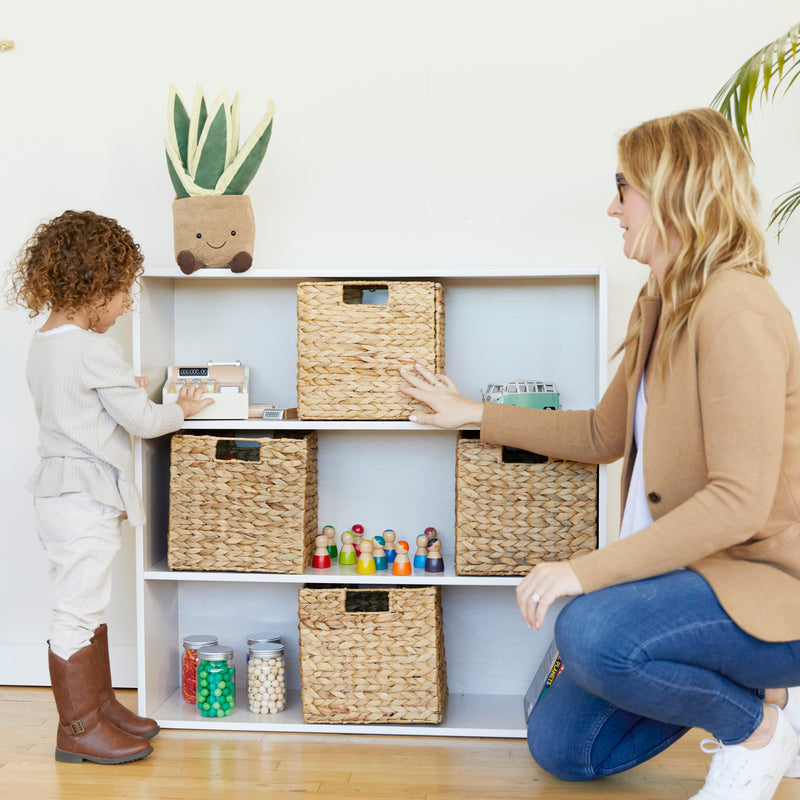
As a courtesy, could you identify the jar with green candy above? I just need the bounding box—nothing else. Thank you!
[196,645,236,717]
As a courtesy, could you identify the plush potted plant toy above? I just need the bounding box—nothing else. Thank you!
[165,84,275,274]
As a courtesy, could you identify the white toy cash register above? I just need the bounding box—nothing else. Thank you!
[163,360,250,420]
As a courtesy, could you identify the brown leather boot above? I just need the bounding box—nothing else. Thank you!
[48,643,153,764]
[93,624,160,739]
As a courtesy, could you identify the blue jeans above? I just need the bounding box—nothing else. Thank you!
[528,570,800,781]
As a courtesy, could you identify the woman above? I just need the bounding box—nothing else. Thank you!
[400,108,800,800]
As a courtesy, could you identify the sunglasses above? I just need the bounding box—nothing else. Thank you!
[615,173,628,204]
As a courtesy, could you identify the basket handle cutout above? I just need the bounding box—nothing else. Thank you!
[344,590,389,613]
[215,439,261,462]
[501,446,548,464]
[342,284,389,305]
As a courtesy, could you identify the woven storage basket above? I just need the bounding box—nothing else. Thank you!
[298,586,447,723]
[168,432,318,574]
[296,281,445,420]
[455,431,597,576]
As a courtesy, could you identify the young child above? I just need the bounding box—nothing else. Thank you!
[6,210,213,765]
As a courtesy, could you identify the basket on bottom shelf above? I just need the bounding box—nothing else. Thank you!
[298,585,447,724]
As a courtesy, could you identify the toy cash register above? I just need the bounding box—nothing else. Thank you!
[163,360,250,420]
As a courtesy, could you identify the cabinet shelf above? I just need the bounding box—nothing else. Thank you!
[151,688,526,737]
[144,558,520,587]
[133,265,607,738]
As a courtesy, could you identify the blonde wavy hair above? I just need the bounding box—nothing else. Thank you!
[614,108,768,373]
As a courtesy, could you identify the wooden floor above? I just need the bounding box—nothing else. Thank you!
[3,687,800,799]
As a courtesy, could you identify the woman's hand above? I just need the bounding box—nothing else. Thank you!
[399,363,484,429]
[135,376,150,389]
[176,384,215,418]
[516,561,584,630]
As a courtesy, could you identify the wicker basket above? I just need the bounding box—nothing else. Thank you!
[168,432,318,574]
[455,432,597,576]
[298,586,447,723]
[296,281,444,420]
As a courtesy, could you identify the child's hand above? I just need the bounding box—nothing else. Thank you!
[176,384,215,418]
[135,376,150,389]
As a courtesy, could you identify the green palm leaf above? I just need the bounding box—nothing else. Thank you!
[712,22,800,234]
[769,183,800,240]
[712,22,800,150]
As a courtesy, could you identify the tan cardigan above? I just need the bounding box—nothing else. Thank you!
[481,270,800,642]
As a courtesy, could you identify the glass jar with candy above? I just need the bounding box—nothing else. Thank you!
[181,634,218,705]
[196,645,236,717]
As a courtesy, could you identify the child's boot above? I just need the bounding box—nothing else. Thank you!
[93,623,160,738]
[48,643,153,764]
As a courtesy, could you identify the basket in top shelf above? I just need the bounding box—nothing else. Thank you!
[298,585,447,724]
[296,280,444,420]
[168,432,318,574]
[455,431,597,576]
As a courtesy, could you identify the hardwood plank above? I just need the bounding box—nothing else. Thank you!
[4,687,800,798]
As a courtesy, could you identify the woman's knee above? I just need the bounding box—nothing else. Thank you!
[527,706,591,782]
[555,595,607,664]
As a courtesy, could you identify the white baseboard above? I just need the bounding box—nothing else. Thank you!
[1,644,139,688]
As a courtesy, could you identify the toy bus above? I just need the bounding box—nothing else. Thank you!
[481,381,559,410]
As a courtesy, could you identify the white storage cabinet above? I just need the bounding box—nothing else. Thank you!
[132,266,607,737]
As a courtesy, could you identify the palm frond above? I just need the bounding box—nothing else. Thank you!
[769,183,800,241]
[712,23,800,150]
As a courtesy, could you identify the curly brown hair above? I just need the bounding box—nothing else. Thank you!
[5,210,144,321]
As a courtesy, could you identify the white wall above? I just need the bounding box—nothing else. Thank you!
[2,0,799,685]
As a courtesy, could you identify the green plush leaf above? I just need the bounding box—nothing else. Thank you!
[229,92,241,169]
[165,138,216,197]
[166,150,190,198]
[186,85,208,173]
[191,91,232,189]
[167,85,191,169]
[216,99,275,195]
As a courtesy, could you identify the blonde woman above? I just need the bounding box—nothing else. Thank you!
[400,108,800,800]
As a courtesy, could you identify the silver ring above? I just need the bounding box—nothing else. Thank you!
[530,594,541,604]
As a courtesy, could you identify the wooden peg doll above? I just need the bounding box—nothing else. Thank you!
[356,538,376,574]
[322,524,337,558]
[372,535,387,570]
[382,529,397,563]
[392,540,412,576]
[352,524,364,556]
[312,533,331,569]
[424,537,444,573]
[413,533,428,569]
[339,530,357,565]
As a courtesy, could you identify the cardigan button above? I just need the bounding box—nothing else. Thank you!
[647,491,662,504]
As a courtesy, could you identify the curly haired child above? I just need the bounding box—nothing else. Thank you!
[6,210,213,765]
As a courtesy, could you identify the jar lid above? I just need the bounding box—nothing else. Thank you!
[196,645,233,661]
[247,632,282,645]
[183,634,218,649]
[248,642,284,658]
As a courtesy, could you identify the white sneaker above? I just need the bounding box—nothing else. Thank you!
[781,687,800,777]
[691,705,800,799]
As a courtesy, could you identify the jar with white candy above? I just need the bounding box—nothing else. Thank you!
[247,641,286,714]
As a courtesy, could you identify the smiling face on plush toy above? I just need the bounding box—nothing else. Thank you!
[172,195,255,274]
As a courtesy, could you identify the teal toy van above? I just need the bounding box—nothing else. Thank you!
[481,381,559,410]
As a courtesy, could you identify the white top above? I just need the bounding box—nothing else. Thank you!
[26,326,184,525]
[618,373,653,540]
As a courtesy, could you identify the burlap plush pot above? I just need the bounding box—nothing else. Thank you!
[172,195,256,274]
